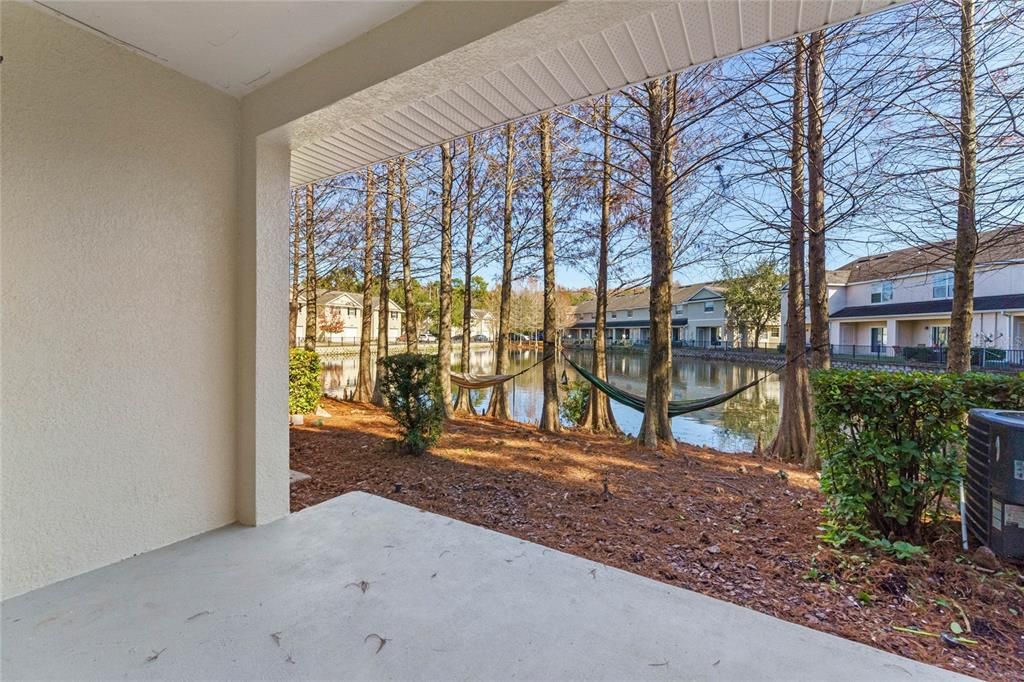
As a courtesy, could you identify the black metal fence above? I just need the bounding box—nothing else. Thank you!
[561,336,1024,370]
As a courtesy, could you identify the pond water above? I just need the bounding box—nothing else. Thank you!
[322,348,782,453]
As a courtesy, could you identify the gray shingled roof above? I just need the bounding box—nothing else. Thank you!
[297,289,404,314]
[831,294,1024,319]
[831,226,1024,284]
[572,282,721,316]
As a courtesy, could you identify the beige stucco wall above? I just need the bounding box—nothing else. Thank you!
[1,3,240,598]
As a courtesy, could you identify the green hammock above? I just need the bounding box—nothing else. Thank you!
[562,353,782,417]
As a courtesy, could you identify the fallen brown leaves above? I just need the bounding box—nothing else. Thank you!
[291,399,1024,681]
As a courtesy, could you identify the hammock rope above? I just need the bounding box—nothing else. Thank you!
[449,354,551,390]
[562,352,785,418]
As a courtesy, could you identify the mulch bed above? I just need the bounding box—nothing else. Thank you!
[291,398,1024,680]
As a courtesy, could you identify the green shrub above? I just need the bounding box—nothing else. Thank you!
[813,370,1024,543]
[378,353,445,454]
[901,346,936,363]
[559,380,590,427]
[289,348,322,414]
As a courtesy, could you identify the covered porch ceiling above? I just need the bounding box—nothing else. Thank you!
[37,1,907,188]
[283,0,903,186]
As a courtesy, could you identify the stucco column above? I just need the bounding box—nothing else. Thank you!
[886,319,898,349]
[236,134,291,526]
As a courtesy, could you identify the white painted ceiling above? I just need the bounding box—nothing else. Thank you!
[34,0,904,186]
[289,0,902,186]
[35,0,419,96]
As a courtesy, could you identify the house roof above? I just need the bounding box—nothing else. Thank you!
[831,294,1024,320]
[470,308,494,320]
[298,289,405,314]
[829,226,1024,284]
[571,282,720,316]
[572,317,688,329]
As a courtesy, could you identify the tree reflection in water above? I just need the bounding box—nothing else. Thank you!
[320,348,783,453]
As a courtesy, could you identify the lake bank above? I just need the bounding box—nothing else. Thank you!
[321,348,783,453]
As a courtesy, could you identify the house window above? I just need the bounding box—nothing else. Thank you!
[870,326,887,351]
[931,325,950,347]
[390,311,398,320]
[870,281,893,304]
[627,310,633,318]
[346,307,357,317]
[674,305,684,315]
[768,325,780,338]
[932,272,954,299]
[610,312,617,319]
[704,301,714,313]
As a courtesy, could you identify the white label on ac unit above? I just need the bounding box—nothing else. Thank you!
[1005,504,1024,528]
[992,499,1002,531]
[1015,459,1024,481]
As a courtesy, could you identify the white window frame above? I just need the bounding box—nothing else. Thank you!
[870,281,893,304]
[932,272,954,299]
[627,310,633,318]
[703,301,715,313]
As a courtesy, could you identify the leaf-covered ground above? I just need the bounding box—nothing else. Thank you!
[291,399,1024,680]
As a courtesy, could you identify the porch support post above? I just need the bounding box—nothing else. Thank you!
[236,134,291,526]
[886,319,898,350]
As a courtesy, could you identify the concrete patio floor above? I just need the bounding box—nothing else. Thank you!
[2,492,966,681]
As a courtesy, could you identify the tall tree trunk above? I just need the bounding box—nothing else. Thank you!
[399,158,417,353]
[638,79,674,450]
[289,189,300,349]
[372,162,395,406]
[807,30,830,371]
[352,168,376,402]
[948,0,977,374]
[303,183,318,352]
[455,137,476,414]
[768,37,815,467]
[487,123,516,420]
[580,96,620,434]
[438,143,455,418]
[538,113,560,433]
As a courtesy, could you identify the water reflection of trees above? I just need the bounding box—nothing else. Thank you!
[320,347,783,452]
[717,382,780,445]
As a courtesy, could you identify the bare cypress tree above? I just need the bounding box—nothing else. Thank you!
[580,96,620,434]
[637,78,674,450]
[768,38,814,466]
[454,136,476,415]
[303,183,318,352]
[806,30,830,371]
[289,189,300,349]
[438,143,455,419]
[372,161,395,406]
[399,158,417,353]
[538,112,560,433]
[487,122,517,420]
[948,0,977,374]
[352,168,376,402]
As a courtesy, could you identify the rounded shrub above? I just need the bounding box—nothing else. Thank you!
[378,353,445,454]
[559,380,589,427]
[812,369,1024,543]
[289,348,322,415]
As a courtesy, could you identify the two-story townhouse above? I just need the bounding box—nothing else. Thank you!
[468,309,496,340]
[567,286,693,344]
[780,227,1024,354]
[295,290,405,346]
[566,282,780,346]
